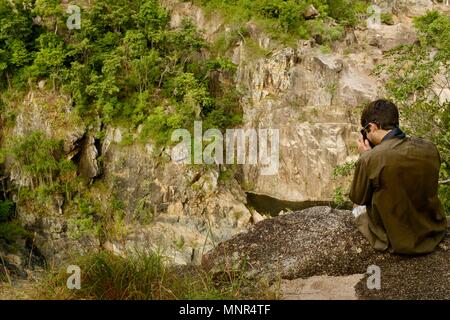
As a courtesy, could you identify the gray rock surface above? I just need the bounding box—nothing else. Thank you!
[78,134,99,181]
[303,4,320,20]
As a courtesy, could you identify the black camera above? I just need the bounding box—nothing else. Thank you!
[360,128,375,148]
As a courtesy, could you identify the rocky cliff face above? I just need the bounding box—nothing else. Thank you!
[237,45,372,201]
[230,1,443,201]
[97,128,253,265]
[1,0,449,271]
[163,0,447,202]
[5,102,254,265]
[3,90,255,266]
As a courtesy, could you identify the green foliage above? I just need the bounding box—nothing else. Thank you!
[9,131,75,189]
[0,0,37,88]
[218,165,240,185]
[305,19,344,44]
[0,200,28,242]
[332,161,356,208]
[381,13,394,26]
[197,0,369,42]
[67,198,101,240]
[0,221,28,242]
[375,10,450,215]
[414,10,450,58]
[333,186,346,207]
[1,0,371,148]
[439,184,450,216]
[1,0,243,146]
[39,250,278,300]
[31,32,67,84]
[0,200,13,223]
[0,145,26,243]
[327,0,366,27]
[332,161,356,179]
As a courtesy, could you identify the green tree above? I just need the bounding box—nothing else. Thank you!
[0,0,37,88]
[31,32,67,88]
[375,11,450,214]
[10,132,74,189]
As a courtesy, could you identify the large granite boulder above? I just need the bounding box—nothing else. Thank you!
[202,206,450,299]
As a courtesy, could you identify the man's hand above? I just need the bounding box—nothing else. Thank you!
[357,136,372,154]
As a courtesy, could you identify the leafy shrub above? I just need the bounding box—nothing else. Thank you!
[439,184,450,216]
[332,0,370,28]
[0,0,36,88]
[197,0,369,42]
[0,200,28,242]
[332,161,356,208]
[9,131,75,189]
[381,13,394,25]
[305,19,344,44]
[0,221,28,242]
[332,161,356,179]
[67,197,101,240]
[0,199,13,223]
[1,0,243,147]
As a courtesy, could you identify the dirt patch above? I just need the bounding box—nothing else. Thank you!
[275,274,365,300]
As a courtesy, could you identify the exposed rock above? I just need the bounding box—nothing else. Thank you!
[11,90,85,157]
[78,134,99,181]
[369,0,443,19]
[394,0,434,17]
[355,245,450,299]
[0,239,45,281]
[276,274,365,300]
[37,80,46,90]
[202,206,381,279]
[236,46,377,201]
[52,194,64,215]
[25,215,100,266]
[91,132,253,265]
[251,209,265,224]
[161,0,224,41]
[102,127,123,155]
[202,206,450,299]
[303,4,320,20]
[360,23,418,52]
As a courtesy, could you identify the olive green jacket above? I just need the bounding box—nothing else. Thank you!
[349,133,448,254]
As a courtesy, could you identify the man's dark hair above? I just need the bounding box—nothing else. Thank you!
[361,99,399,130]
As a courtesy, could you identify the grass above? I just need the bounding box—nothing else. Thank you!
[36,250,279,300]
[381,13,394,26]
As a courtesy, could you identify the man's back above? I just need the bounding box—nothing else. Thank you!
[350,136,448,254]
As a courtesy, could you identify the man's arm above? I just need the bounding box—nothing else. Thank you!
[349,156,373,205]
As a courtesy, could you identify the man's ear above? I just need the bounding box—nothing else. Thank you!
[371,123,380,131]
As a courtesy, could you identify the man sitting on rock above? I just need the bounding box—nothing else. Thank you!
[349,99,448,254]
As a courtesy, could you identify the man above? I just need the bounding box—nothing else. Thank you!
[349,99,447,254]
